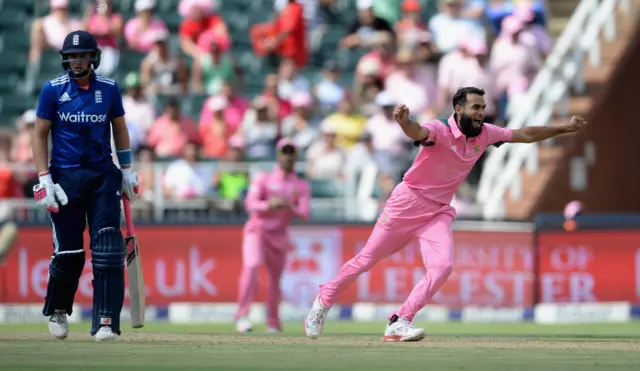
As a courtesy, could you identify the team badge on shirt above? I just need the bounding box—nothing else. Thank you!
[475,144,480,153]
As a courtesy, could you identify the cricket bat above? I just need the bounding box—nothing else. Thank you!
[123,196,145,329]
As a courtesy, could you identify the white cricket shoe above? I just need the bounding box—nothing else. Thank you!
[94,326,118,342]
[382,318,425,342]
[305,296,330,339]
[236,317,253,333]
[266,326,281,333]
[48,312,68,340]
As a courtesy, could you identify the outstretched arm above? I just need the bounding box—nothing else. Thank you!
[393,104,431,141]
[511,116,588,143]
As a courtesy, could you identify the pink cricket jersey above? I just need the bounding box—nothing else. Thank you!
[403,116,513,205]
[244,166,311,233]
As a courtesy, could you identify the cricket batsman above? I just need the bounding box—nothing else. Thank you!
[305,87,588,342]
[32,30,139,341]
[235,138,310,333]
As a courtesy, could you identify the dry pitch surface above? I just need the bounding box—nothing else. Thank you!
[1,322,639,370]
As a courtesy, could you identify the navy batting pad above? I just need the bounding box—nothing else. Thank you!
[90,227,126,336]
[42,250,86,316]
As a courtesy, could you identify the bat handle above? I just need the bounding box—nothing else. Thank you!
[122,195,136,236]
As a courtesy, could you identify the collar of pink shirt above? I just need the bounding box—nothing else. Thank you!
[447,115,485,143]
[272,165,297,180]
[447,115,463,139]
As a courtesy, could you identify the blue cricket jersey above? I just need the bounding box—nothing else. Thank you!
[36,72,126,168]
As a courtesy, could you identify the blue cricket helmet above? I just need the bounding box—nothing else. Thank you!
[60,30,102,78]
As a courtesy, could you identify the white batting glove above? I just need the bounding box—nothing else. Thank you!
[121,168,139,201]
[33,173,68,213]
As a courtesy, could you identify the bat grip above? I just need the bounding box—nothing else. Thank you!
[122,195,136,236]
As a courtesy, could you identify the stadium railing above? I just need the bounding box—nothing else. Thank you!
[476,0,631,220]
[2,160,381,224]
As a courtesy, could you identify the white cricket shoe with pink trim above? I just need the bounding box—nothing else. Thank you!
[382,318,425,342]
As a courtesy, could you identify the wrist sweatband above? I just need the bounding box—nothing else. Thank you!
[116,149,131,167]
[116,149,132,167]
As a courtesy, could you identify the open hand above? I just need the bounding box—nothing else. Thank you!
[393,104,410,126]
[565,116,588,134]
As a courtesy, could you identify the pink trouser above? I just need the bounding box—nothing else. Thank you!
[319,182,456,322]
[235,229,289,329]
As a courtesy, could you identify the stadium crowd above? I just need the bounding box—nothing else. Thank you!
[0,0,552,218]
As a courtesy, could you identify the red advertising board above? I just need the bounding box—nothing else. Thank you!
[0,226,534,308]
[538,231,640,304]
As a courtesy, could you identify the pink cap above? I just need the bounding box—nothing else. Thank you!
[501,15,524,35]
[514,3,536,23]
[291,91,312,108]
[276,137,296,151]
[564,200,584,220]
[50,0,69,8]
[228,134,245,149]
[178,0,215,17]
[207,95,228,111]
[459,38,487,56]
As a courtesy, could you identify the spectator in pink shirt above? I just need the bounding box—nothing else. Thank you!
[385,48,437,121]
[199,80,249,137]
[515,3,553,58]
[365,91,413,167]
[148,100,200,158]
[124,0,168,53]
[490,15,542,120]
[82,0,123,76]
[436,38,498,123]
[199,95,230,159]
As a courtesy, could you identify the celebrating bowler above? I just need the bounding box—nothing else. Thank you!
[32,30,139,342]
[305,87,587,342]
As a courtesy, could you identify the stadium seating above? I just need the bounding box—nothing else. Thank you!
[0,0,368,125]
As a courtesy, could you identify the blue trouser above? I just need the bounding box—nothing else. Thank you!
[43,164,126,335]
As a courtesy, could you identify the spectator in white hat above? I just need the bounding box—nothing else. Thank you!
[124,0,168,53]
[282,92,319,152]
[306,121,346,180]
[29,0,82,64]
[365,91,413,165]
[239,97,280,160]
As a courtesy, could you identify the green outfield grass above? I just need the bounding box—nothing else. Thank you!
[1,322,639,370]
